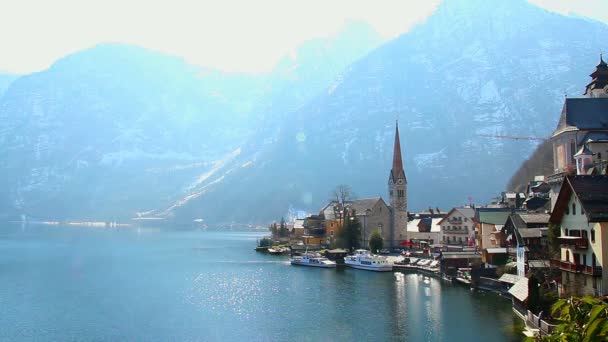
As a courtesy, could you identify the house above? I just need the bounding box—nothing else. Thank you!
[502,213,550,277]
[475,208,518,266]
[437,207,476,246]
[292,219,305,237]
[406,217,441,250]
[302,214,326,245]
[547,57,608,208]
[549,175,608,297]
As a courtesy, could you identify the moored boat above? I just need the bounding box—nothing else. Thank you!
[268,247,289,255]
[290,252,337,268]
[344,249,393,272]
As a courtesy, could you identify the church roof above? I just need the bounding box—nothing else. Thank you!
[348,197,386,214]
[574,144,592,157]
[553,98,608,137]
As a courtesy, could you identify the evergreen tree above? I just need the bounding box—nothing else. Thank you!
[528,274,541,314]
[369,229,384,253]
[270,222,278,238]
[279,217,289,237]
[337,209,361,250]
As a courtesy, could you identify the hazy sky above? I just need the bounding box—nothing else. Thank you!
[1,0,607,75]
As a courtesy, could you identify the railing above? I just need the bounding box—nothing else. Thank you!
[551,259,602,275]
[558,236,588,249]
[526,310,557,337]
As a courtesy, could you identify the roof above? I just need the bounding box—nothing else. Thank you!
[476,208,514,225]
[553,98,608,137]
[498,273,523,285]
[509,277,529,302]
[528,260,551,268]
[550,175,608,223]
[486,247,508,254]
[436,207,476,225]
[441,252,482,259]
[574,144,593,157]
[349,198,385,214]
[518,228,546,239]
[519,213,550,225]
[390,121,406,183]
[407,219,421,232]
[407,218,441,233]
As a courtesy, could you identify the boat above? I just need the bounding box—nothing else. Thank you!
[268,247,289,255]
[344,249,393,272]
[290,252,337,268]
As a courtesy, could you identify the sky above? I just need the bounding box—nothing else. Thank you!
[0,0,607,75]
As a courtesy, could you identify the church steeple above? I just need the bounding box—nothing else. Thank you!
[390,121,406,183]
[388,120,408,248]
[584,53,608,97]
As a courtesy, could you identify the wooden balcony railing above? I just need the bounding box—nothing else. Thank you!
[558,236,588,249]
[551,259,602,275]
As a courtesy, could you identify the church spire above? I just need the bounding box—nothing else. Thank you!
[392,120,403,173]
[390,120,406,182]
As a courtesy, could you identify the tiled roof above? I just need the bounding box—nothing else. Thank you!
[509,277,529,302]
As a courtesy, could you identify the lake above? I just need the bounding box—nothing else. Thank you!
[0,225,521,341]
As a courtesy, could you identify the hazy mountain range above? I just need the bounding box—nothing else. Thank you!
[1,0,607,224]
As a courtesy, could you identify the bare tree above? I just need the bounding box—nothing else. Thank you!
[331,184,354,207]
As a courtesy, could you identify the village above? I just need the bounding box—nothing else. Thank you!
[257,57,608,339]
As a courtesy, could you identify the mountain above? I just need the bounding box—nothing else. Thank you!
[0,43,265,221]
[0,23,384,222]
[169,0,608,224]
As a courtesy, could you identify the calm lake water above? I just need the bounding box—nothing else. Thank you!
[0,225,521,341]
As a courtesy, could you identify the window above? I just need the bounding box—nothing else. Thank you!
[581,206,584,215]
[566,205,570,215]
[582,254,587,266]
[570,140,576,164]
[591,229,595,243]
[572,203,576,215]
[565,228,569,236]
[464,218,468,222]
[566,250,570,262]
[390,190,393,196]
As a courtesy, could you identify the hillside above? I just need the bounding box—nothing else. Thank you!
[169,0,608,224]
[0,23,383,222]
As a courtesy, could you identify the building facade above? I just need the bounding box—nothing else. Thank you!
[437,207,475,246]
[548,57,608,208]
[550,175,608,297]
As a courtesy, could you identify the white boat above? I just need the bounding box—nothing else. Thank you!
[344,249,393,272]
[290,253,337,268]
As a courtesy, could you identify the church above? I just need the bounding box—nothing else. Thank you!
[317,121,409,248]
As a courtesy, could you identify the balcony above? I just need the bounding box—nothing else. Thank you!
[551,259,603,275]
[558,236,588,249]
